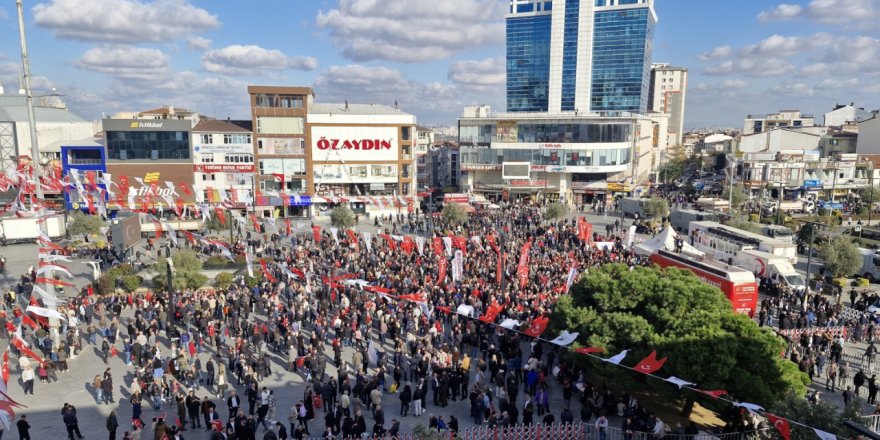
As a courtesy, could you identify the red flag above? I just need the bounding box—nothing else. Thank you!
[178,182,192,196]
[312,226,322,243]
[380,234,396,250]
[577,217,593,242]
[699,389,727,399]
[285,219,292,236]
[517,265,529,288]
[110,345,119,357]
[346,230,358,248]
[486,234,499,254]
[151,219,163,238]
[249,214,260,231]
[432,237,444,257]
[523,316,549,338]
[479,302,503,323]
[437,258,447,283]
[449,234,467,254]
[11,336,44,364]
[174,199,184,218]
[211,208,225,225]
[36,277,74,287]
[260,259,276,283]
[634,350,667,374]
[2,350,9,385]
[766,414,790,440]
[401,236,415,255]
[270,173,285,186]
[574,347,605,355]
[496,252,505,284]
[21,313,39,329]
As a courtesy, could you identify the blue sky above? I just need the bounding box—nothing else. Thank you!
[0,0,877,130]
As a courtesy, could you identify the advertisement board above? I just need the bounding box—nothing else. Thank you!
[193,164,255,173]
[193,144,253,154]
[311,126,399,162]
[111,214,142,254]
[496,121,518,142]
[502,162,531,179]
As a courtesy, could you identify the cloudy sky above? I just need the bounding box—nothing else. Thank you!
[0,0,876,129]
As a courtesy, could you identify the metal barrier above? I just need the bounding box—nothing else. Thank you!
[317,422,771,440]
[862,414,880,433]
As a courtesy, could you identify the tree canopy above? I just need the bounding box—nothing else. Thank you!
[818,235,862,278]
[642,198,669,220]
[441,203,468,226]
[721,184,749,208]
[550,264,809,408]
[330,206,356,228]
[68,211,104,236]
[544,202,569,220]
[154,249,208,291]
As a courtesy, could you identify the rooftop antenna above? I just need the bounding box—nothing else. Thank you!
[344,100,349,111]
[16,0,42,199]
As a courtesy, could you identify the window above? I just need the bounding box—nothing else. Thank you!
[201,153,214,163]
[257,138,305,155]
[224,154,253,163]
[223,133,251,144]
[106,130,191,160]
[200,134,213,144]
[256,116,304,134]
[401,126,411,141]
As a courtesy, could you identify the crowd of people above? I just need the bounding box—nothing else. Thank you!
[5,204,760,439]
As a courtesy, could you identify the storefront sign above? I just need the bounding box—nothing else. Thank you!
[461,164,501,171]
[130,121,164,129]
[510,180,548,187]
[607,182,627,192]
[311,126,399,162]
[530,165,546,172]
[194,164,255,173]
[803,179,822,188]
[445,194,471,203]
[194,144,253,154]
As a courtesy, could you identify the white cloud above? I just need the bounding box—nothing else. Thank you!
[202,45,317,76]
[757,0,879,27]
[719,79,749,90]
[75,46,170,81]
[705,58,795,76]
[770,82,816,97]
[817,78,860,89]
[313,64,501,123]
[757,4,803,22]
[316,0,506,62]
[33,0,219,44]
[186,36,212,51]
[447,57,505,89]
[698,45,732,61]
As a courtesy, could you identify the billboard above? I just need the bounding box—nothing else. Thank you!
[502,162,531,179]
[311,126,399,162]
[496,121,518,142]
[111,214,142,254]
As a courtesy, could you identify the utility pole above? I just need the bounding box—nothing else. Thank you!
[776,181,784,225]
[16,0,42,199]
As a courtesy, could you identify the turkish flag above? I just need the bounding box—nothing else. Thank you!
[437,258,447,283]
[11,336,44,364]
[523,316,549,338]
[2,350,9,385]
[401,236,415,255]
[249,214,260,231]
[699,389,727,399]
[312,226,322,243]
[346,229,358,249]
[485,234,499,254]
[767,414,790,440]
[178,182,192,196]
[634,350,668,374]
[21,313,39,329]
[285,219,292,236]
[574,347,605,355]
[479,302,503,323]
[432,237,444,257]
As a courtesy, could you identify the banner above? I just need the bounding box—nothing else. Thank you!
[627,225,637,247]
[437,257,447,284]
[452,250,464,282]
[415,236,425,255]
[577,217,593,242]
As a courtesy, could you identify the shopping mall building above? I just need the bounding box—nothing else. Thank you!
[458,106,667,205]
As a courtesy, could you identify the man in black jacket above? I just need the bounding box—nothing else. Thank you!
[17,414,31,440]
[106,410,119,440]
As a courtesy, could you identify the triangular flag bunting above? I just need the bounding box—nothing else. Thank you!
[766,414,790,440]
[603,350,629,365]
[634,350,668,374]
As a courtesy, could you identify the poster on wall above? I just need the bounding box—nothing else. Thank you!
[496,121,518,142]
[311,126,399,162]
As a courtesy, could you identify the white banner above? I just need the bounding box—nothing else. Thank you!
[415,237,425,255]
[627,225,637,247]
[452,250,464,282]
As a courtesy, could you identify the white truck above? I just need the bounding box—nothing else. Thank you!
[619,197,649,219]
[734,249,806,292]
[696,198,731,212]
[669,209,721,233]
[761,225,794,243]
[859,248,880,282]
[0,215,67,244]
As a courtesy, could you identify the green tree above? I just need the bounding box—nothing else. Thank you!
[441,203,468,226]
[550,264,809,414]
[642,198,669,220]
[329,206,356,228]
[769,393,863,438]
[121,275,143,293]
[68,211,104,236]
[215,272,234,290]
[721,184,749,208]
[544,202,569,220]
[155,250,208,291]
[818,235,862,278]
[204,213,231,234]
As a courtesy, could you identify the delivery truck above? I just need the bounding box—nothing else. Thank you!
[734,249,805,292]
[859,248,880,282]
[0,215,67,244]
[619,197,649,219]
[669,209,720,232]
[689,221,798,264]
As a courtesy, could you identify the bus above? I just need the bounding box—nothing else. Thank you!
[649,249,758,316]
[688,221,798,264]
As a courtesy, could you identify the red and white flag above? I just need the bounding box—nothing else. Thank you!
[35,265,73,278]
[523,316,549,338]
[766,414,790,440]
[634,350,668,374]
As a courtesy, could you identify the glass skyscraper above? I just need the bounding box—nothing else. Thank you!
[506,0,657,114]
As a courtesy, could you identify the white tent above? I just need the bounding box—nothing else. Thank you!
[634,226,705,257]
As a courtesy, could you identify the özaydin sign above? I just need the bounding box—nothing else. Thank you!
[311,126,399,162]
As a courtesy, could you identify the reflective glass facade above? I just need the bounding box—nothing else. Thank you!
[106,130,191,160]
[460,122,632,146]
[590,8,654,113]
[461,147,631,167]
[506,15,552,112]
[560,0,580,111]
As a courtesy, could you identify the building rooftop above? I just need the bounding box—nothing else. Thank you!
[309,103,411,116]
[0,104,87,124]
[192,119,252,133]
[139,105,194,116]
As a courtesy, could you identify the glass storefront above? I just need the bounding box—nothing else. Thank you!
[460,147,631,167]
[106,130,190,160]
[460,122,632,146]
